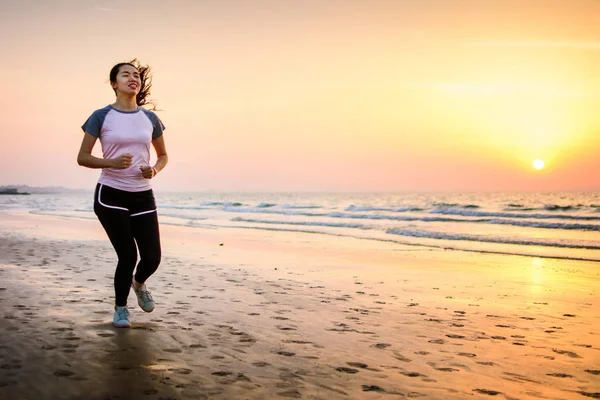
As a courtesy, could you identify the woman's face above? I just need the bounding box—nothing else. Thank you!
[112,64,141,96]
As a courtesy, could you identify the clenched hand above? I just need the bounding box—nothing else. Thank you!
[112,153,133,169]
[139,165,156,179]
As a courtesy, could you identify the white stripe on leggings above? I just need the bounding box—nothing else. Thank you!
[98,184,129,211]
[130,209,157,217]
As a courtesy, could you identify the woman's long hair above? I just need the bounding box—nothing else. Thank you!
[109,59,157,110]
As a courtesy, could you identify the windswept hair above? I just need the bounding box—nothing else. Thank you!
[109,58,157,110]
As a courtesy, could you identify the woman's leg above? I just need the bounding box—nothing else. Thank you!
[94,185,137,307]
[131,211,161,284]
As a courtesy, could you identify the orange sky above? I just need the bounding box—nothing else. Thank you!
[1,0,600,192]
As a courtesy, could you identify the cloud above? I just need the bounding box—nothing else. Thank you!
[464,41,600,49]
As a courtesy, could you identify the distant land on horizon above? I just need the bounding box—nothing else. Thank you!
[0,185,88,194]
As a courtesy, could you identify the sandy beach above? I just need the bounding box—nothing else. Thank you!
[0,211,598,400]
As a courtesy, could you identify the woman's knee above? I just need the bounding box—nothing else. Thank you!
[143,250,161,269]
[116,247,138,269]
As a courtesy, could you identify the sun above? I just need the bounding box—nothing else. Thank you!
[533,159,545,170]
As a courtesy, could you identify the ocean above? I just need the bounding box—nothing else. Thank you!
[2,190,600,262]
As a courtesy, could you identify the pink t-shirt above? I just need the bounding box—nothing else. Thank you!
[82,105,165,192]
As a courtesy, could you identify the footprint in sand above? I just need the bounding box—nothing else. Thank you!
[276,326,297,331]
[347,362,368,369]
[547,373,573,378]
[284,340,312,345]
[0,364,22,371]
[446,334,465,339]
[276,351,295,357]
[428,339,445,344]
[586,370,600,375]
[211,371,232,377]
[362,385,385,393]
[53,370,74,377]
[393,351,411,362]
[51,327,73,332]
[163,348,183,354]
[169,368,192,375]
[552,349,581,358]
[252,361,270,367]
[579,392,600,398]
[473,389,502,396]
[373,343,391,349]
[336,367,359,374]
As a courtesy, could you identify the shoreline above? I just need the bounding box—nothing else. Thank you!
[24,207,600,263]
[0,212,598,399]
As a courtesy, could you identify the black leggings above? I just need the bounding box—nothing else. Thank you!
[94,184,161,307]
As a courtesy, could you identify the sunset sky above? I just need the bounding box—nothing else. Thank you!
[1,0,600,192]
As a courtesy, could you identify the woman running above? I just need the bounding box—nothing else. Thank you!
[77,59,168,328]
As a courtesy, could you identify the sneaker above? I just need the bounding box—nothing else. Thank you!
[132,281,155,313]
[113,306,131,328]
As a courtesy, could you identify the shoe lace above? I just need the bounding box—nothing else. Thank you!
[116,307,130,320]
[139,287,153,303]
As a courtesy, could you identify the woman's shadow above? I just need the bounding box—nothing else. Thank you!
[89,320,181,400]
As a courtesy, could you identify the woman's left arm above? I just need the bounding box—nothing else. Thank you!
[140,135,168,179]
[149,135,168,178]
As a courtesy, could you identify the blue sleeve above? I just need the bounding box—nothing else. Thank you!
[143,110,166,140]
[81,106,110,138]
[81,113,101,137]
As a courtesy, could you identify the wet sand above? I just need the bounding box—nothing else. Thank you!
[0,212,599,400]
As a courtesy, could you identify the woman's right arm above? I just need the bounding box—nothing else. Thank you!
[77,132,132,169]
